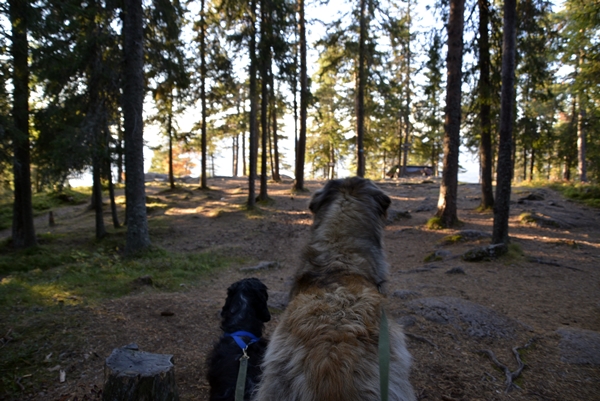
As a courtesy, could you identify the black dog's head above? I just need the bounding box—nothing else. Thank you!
[220,278,271,335]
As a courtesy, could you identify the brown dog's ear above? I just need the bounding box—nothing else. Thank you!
[374,192,391,216]
[309,179,342,214]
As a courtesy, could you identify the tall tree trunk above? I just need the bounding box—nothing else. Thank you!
[9,0,37,249]
[247,0,258,207]
[258,0,270,201]
[355,0,367,178]
[478,0,494,209]
[123,0,150,254]
[271,77,281,182]
[401,0,412,177]
[200,0,208,189]
[294,0,307,191]
[436,0,464,228]
[492,0,517,246]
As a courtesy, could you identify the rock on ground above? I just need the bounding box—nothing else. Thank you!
[556,327,600,365]
[407,296,525,339]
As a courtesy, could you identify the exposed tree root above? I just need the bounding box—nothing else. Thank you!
[478,338,535,392]
[405,332,439,349]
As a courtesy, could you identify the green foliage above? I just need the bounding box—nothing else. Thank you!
[0,188,90,230]
[550,183,600,208]
[0,243,231,308]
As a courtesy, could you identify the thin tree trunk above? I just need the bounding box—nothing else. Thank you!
[294,0,307,191]
[530,147,535,181]
[398,115,403,178]
[523,145,527,181]
[168,106,175,189]
[355,0,367,178]
[248,0,258,207]
[436,0,464,228]
[401,0,412,178]
[258,0,270,201]
[92,155,106,239]
[108,165,120,228]
[233,135,238,176]
[105,115,120,228]
[200,0,208,189]
[577,91,587,182]
[123,0,150,254]
[9,0,37,249]
[242,131,247,176]
[271,78,281,182]
[492,0,517,246]
[478,0,494,209]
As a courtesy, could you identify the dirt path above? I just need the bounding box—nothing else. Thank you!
[16,177,600,400]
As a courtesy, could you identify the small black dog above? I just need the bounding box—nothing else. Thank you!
[207,278,271,401]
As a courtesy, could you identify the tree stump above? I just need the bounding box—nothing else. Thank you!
[103,343,179,401]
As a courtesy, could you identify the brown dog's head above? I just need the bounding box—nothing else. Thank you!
[309,176,391,221]
[304,177,391,289]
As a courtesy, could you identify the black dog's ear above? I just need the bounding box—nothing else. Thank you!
[256,287,271,323]
[220,281,241,319]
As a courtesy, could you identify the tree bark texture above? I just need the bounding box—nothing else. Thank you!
[478,0,494,209]
[492,0,517,245]
[123,0,151,254]
[103,344,178,401]
[436,0,464,228]
[9,0,37,249]
[294,0,307,191]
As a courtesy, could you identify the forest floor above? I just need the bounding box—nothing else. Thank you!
[2,176,600,401]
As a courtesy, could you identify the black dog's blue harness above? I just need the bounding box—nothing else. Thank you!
[224,331,260,401]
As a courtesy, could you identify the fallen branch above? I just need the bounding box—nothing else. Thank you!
[405,332,439,349]
[527,257,582,272]
[477,338,535,393]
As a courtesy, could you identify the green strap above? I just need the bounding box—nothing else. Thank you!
[379,308,390,401]
[235,351,249,401]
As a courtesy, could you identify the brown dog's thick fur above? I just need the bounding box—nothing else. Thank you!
[254,177,415,401]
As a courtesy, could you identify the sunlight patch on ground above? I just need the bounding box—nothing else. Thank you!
[509,233,600,249]
[165,207,202,216]
[389,195,429,202]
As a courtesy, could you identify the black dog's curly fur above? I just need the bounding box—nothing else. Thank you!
[207,278,271,401]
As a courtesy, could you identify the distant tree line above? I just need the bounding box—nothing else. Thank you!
[0,0,598,250]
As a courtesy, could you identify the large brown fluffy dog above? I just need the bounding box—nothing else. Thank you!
[254,177,415,401]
